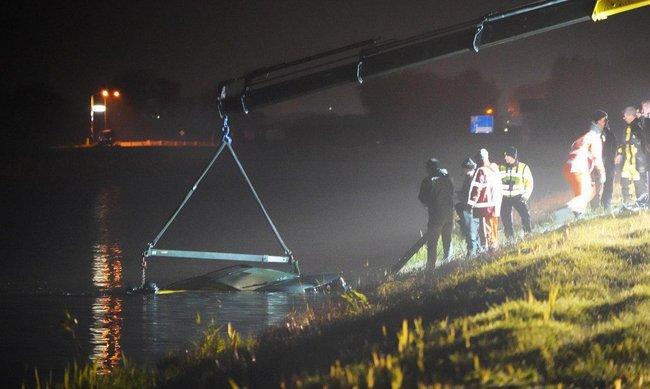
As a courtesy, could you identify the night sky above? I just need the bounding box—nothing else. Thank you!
[5,1,649,121]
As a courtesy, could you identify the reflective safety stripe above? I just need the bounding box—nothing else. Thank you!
[470,182,490,189]
[467,166,499,209]
[469,201,496,208]
[500,162,530,197]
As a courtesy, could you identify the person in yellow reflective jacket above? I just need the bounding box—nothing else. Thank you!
[499,147,533,238]
[616,106,647,204]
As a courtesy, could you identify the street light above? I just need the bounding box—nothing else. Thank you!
[89,89,120,142]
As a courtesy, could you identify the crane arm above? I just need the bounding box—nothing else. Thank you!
[218,0,648,116]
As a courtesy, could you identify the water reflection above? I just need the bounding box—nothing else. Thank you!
[90,295,123,372]
[92,243,123,290]
[90,186,124,372]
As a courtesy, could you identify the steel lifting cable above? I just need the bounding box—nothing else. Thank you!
[224,140,293,258]
[221,116,292,258]
[149,143,228,250]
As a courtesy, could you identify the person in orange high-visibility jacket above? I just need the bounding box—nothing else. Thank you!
[468,149,502,251]
[564,110,607,216]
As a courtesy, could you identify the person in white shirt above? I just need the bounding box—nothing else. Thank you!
[563,110,607,216]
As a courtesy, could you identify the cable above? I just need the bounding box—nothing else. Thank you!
[225,142,293,259]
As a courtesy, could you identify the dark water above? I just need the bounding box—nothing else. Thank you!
[1,136,567,385]
[0,292,326,384]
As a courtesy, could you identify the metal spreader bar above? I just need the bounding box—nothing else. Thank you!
[146,248,290,263]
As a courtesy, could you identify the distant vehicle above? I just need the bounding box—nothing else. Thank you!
[96,129,115,146]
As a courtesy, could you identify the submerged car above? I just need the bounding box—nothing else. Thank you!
[157,265,348,294]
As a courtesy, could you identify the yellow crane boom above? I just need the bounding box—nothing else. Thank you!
[592,0,650,21]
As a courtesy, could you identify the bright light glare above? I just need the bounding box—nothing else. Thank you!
[113,91,120,97]
[485,107,494,115]
[92,104,107,113]
[101,90,109,97]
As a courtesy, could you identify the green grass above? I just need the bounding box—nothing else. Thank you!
[38,211,649,388]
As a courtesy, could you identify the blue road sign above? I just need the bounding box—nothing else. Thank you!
[470,115,494,134]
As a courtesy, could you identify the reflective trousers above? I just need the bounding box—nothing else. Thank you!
[479,216,499,251]
[564,164,594,214]
[621,175,648,203]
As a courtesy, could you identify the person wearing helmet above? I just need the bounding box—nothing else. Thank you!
[499,147,533,239]
[455,157,480,257]
[419,158,454,270]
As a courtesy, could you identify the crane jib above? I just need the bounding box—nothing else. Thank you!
[218,0,648,116]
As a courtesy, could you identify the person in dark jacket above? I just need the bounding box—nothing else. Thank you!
[419,158,454,270]
[593,120,617,211]
[455,157,480,258]
[641,99,650,204]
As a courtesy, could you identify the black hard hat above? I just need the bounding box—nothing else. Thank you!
[461,157,477,170]
[504,146,518,159]
[591,109,608,123]
[426,158,440,172]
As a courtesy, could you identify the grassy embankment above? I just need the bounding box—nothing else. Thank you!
[45,211,649,388]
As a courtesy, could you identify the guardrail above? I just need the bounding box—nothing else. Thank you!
[115,140,215,147]
[52,140,217,149]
